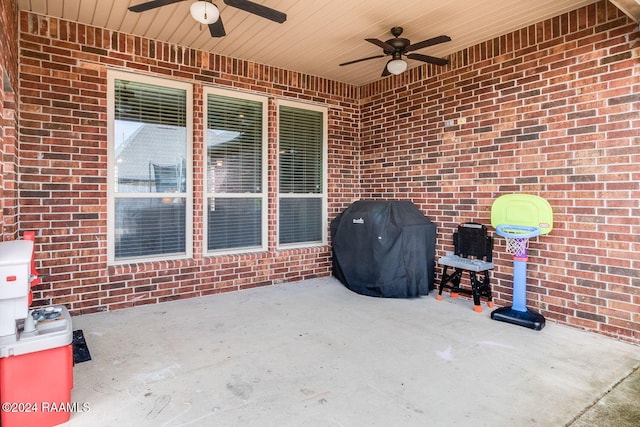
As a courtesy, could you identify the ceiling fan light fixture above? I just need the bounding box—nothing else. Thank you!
[190,1,220,25]
[387,59,407,75]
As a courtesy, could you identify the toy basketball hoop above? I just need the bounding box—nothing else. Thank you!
[491,194,553,331]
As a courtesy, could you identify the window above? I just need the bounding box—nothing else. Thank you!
[107,71,192,263]
[278,101,328,246]
[204,88,267,253]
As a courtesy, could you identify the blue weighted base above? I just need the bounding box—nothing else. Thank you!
[490,306,545,330]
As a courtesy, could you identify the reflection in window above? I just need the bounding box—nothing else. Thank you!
[109,73,191,262]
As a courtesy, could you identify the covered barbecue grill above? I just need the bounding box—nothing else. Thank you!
[331,200,436,298]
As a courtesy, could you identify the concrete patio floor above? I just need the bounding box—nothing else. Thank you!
[63,277,639,426]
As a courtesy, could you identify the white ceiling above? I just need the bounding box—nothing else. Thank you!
[17,0,617,85]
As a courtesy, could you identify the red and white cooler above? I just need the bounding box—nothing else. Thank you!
[0,238,74,427]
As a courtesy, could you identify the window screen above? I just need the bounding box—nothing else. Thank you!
[205,91,265,252]
[110,75,190,262]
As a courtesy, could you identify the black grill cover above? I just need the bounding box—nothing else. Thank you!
[331,200,436,298]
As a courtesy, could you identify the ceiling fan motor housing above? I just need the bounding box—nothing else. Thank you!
[385,38,410,54]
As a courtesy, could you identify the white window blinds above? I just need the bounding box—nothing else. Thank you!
[109,72,191,263]
[205,90,266,252]
[278,103,326,246]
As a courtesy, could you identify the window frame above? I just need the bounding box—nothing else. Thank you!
[106,70,193,265]
[276,99,328,249]
[202,87,269,255]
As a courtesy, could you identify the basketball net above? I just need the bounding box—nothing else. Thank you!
[505,236,529,258]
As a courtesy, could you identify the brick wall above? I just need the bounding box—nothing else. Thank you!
[1,85,18,241]
[0,0,18,86]
[0,0,19,241]
[359,1,639,343]
[17,11,360,314]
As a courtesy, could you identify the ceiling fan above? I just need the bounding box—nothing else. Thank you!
[128,0,287,38]
[340,27,451,77]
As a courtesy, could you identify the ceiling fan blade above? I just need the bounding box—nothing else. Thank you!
[381,61,391,77]
[406,53,449,66]
[208,17,226,37]
[128,0,184,13]
[223,0,287,23]
[339,54,385,67]
[405,35,451,52]
[366,38,395,52]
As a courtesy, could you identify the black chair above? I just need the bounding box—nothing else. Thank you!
[149,162,182,193]
[437,222,494,312]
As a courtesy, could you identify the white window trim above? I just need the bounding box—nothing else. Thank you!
[203,87,269,255]
[106,70,193,265]
[276,99,328,249]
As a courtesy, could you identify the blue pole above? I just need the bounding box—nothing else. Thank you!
[512,258,527,312]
